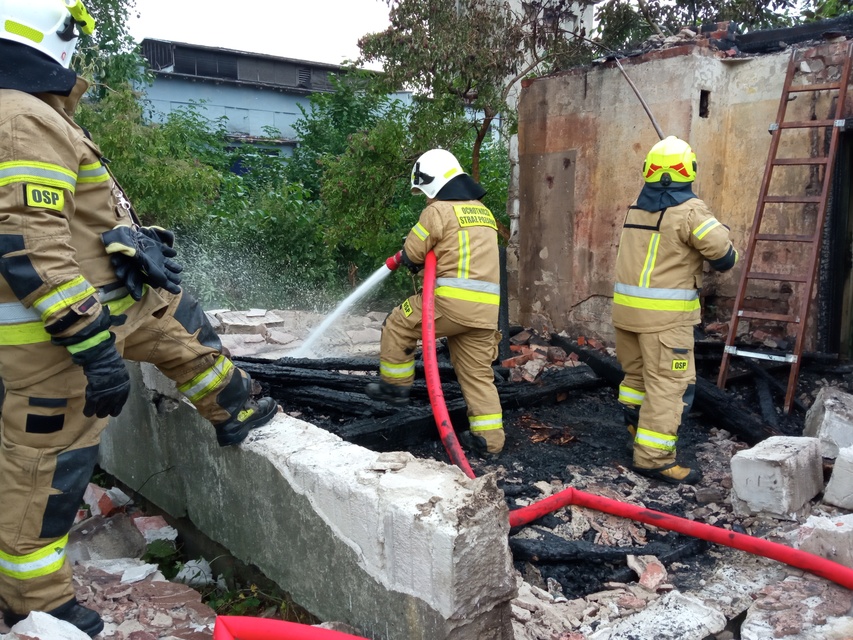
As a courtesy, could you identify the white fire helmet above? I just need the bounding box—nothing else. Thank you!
[0,0,96,68]
[410,149,466,199]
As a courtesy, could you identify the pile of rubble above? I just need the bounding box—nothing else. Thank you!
[0,484,217,639]
[495,385,853,640]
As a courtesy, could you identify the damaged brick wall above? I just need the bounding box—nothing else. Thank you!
[510,35,853,350]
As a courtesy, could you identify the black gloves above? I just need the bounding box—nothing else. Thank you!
[102,225,183,300]
[400,249,423,274]
[72,333,131,418]
[50,308,131,418]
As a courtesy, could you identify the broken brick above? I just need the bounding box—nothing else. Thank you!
[502,354,532,368]
[510,330,532,345]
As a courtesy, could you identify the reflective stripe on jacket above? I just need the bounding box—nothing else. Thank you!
[612,197,735,333]
[403,199,500,329]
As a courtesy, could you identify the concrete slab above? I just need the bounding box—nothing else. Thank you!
[100,364,516,639]
[586,591,726,640]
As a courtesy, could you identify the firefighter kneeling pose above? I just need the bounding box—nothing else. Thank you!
[367,149,505,456]
[0,1,278,634]
[613,136,738,485]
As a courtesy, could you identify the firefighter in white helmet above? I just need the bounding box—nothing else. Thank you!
[367,149,505,456]
[613,136,738,485]
[0,1,278,634]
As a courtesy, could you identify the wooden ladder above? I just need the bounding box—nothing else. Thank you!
[717,41,853,414]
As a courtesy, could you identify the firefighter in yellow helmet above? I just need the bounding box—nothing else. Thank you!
[0,1,278,634]
[366,149,505,456]
[613,136,738,485]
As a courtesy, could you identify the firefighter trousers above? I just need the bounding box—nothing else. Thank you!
[379,294,504,453]
[0,286,253,615]
[615,325,696,469]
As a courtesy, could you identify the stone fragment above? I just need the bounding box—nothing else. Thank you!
[823,445,853,509]
[804,386,853,458]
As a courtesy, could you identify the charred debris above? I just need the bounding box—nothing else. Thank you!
[233,327,852,598]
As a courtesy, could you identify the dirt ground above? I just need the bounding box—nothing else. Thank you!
[276,333,853,604]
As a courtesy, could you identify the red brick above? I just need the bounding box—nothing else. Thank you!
[502,354,532,368]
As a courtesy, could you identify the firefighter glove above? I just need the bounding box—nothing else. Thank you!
[400,249,423,274]
[71,332,131,418]
[102,225,183,300]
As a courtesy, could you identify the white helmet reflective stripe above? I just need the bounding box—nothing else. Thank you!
[1,0,95,68]
[411,149,465,199]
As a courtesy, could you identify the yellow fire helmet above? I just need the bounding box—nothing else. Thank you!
[642,135,697,183]
[411,149,465,199]
[1,0,96,68]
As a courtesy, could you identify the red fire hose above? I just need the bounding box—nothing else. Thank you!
[421,251,476,479]
[509,485,853,590]
[214,616,366,639]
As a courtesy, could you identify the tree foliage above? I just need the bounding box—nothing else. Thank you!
[358,0,593,181]
[595,0,799,48]
[73,0,148,94]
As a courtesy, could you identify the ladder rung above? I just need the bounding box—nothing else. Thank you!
[724,346,798,363]
[754,233,815,242]
[772,157,829,165]
[737,310,800,323]
[747,272,809,282]
[778,119,835,129]
[764,195,822,204]
[787,82,842,93]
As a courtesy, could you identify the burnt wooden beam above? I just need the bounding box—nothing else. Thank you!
[550,335,782,445]
[745,360,808,415]
[753,374,779,429]
[509,530,678,563]
[606,537,709,583]
[336,366,603,450]
[234,356,509,384]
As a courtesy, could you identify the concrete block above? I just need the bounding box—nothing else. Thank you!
[823,446,853,509]
[795,513,853,569]
[100,364,516,639]
[730,436,823,521]
[804,386,853,458]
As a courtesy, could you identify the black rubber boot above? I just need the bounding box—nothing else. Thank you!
[4,598,104,637]
[365,380,411,407]
[214,396,279,446]
[622,405,640,456]
[458,430,494,458]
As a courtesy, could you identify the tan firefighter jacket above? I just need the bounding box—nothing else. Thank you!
[612,197,736,333]
[0,78,140,383]
[403,199,500,329]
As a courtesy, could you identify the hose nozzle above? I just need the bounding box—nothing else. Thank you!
[385,251,402,271]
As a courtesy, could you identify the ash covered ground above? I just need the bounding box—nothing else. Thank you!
[267,329,853,605]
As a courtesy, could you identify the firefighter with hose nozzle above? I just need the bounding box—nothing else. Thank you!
[369,149,505,456]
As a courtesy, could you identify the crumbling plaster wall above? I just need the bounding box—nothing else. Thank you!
[510,40,851,345]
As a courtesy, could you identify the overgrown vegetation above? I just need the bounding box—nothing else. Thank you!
[73,0,850,308]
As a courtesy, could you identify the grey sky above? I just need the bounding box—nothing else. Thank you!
[127,0,391,68]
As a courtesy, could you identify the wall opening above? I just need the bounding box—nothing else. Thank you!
[699,90,710,118]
